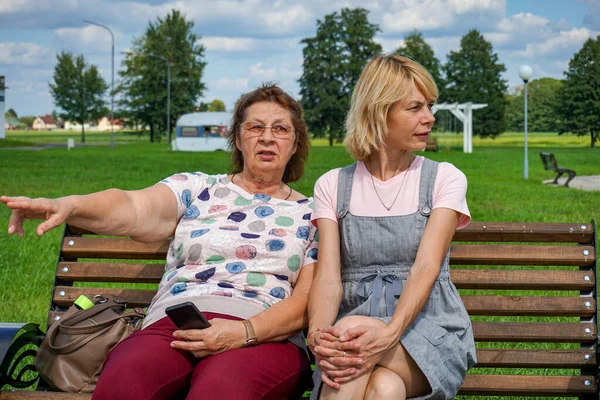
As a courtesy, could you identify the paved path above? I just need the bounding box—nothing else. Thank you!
[543,175,600,191]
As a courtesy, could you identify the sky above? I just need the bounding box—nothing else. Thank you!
[1,0,599,117]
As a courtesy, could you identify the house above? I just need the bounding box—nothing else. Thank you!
[64,121,91,131]
[97,116,124,131]
[32,115,57,130]
[4,116,24,130]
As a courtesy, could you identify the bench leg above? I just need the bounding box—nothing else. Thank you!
[552,172,564,184]
[564,170,576,187]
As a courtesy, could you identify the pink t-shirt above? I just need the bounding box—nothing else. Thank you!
[312,157,470,229]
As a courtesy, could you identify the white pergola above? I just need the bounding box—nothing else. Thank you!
[431,102,487,153]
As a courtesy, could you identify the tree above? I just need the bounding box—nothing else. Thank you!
[299,8,381,145]
[118,9,207,142]
[49,52,107,143]
[196,102,209,112]
[6,108,18,118]
[443,30,507,138]
[208,99,226,112]
[394,31,445,99]
[505,78,562,132]
[18,115,35,128]
[557,35,600,148]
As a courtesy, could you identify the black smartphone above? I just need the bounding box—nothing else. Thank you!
[165,301,211,330]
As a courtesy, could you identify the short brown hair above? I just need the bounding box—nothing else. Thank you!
[345,54,439,160]
[228,83,309,183]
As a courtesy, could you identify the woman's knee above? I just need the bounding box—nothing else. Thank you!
[334,315,386,332]
[365,367,406,400]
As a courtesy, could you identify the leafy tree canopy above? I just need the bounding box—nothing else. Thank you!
[6,108,18,118]
[394,31,445,99]
[299,8,381,145]
[443,29,507,137]
[208,99,226,112]
[505,77,562,133]
[49,52,107,143]
[119,9,207,142]
[557,35,600,148]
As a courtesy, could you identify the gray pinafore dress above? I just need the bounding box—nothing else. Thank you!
[311,159,477,400]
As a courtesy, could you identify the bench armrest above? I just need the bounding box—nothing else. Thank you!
[0,323,45,390]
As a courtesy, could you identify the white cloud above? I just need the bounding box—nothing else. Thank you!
[54,25,122,53]
[0,42,53,66]
[200,37,256,52]
[211,77,249,91]
[382,0,505,32]
[497,12,549,32]
[375,37,405,53]
[200,36,301,54]
[515,28,593,58]
[249,62,277,80]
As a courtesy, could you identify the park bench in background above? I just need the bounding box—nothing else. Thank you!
[540,151,577,187]
[425,136,438,151]
[1,220,598,399]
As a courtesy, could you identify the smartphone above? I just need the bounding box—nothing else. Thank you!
[165,301,211,330]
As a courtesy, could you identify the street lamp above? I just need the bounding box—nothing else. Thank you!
[519,65,533,180]
[83,19,114,150]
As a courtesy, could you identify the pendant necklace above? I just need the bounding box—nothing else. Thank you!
[370,157,415,211]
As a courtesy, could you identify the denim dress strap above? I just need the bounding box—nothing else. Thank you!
[418,158,438,217]
[335,162,358,220]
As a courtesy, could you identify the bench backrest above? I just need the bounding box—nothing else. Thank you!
[540,151,559,170]
[52,221,598,398]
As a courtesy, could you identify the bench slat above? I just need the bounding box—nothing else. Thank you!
[0,393,91,399]
[474,348,596,368]
[57,263,596,291]
[52,287,155,308]
[57,262,164,283]
[61,238,168,260]
[449,244,595,266]
[472,322,597,343]
[61,237,596,267]
[69,222,594,244]
[454,222,593,244]
[462,295,596,316]
[451,269,595,290]
[459,374,596,395]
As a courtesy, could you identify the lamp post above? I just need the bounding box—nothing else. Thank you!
[83,19,114,150]
[518,65,533,180]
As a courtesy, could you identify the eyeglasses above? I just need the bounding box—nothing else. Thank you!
[242,121,295,138]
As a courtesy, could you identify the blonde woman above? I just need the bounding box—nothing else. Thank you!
[307,55,476,400]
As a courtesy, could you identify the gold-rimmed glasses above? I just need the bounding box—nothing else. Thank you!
[242,121,295,138]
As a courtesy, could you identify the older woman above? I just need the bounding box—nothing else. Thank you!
[306,55,476,400]
[2,84,318,400]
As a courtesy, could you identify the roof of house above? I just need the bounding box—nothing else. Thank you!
[39,115,57,124]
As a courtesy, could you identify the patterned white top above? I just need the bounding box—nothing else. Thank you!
[143,172,319,329]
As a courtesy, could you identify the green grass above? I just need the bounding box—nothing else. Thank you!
[0,132,599,399]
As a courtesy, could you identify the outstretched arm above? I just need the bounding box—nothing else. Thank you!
[2,183,178,242]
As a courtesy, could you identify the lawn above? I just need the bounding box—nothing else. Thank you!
[0,132,598,399]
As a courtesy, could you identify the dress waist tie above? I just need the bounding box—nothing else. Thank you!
[356,273,401,318]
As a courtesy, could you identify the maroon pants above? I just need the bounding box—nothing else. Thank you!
[92,313,311,400]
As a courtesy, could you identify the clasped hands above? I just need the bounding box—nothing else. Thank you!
[308,325,396,389]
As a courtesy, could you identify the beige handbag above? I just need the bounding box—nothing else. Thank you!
[34,296,145,392]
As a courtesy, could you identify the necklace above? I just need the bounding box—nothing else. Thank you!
[231,173,292,200]
[369,157,414,211]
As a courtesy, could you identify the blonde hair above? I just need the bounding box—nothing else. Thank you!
[344,54,439,160]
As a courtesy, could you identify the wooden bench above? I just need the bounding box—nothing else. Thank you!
[540,152,577,187]
[1,220,598,399]
[425,136,438,151]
